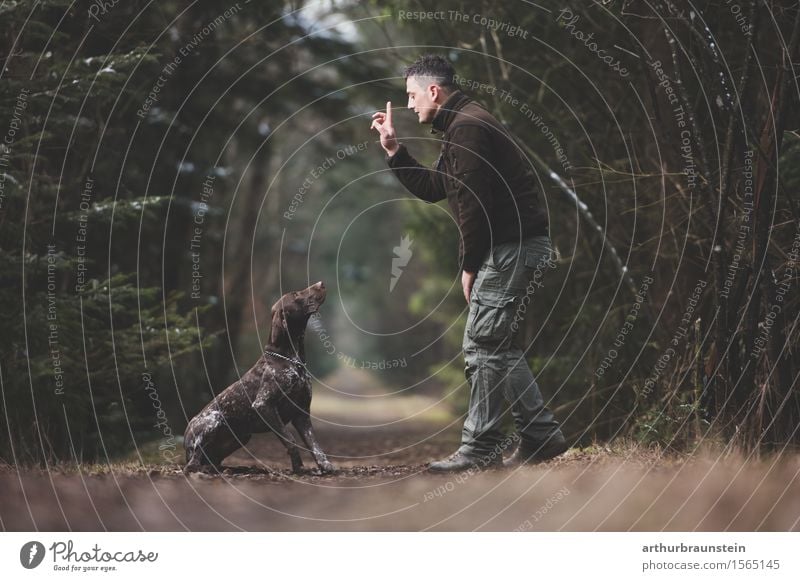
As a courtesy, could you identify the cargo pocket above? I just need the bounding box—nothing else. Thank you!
[467,289,517,345]
[490,241,521,272]
[523,238,555,270]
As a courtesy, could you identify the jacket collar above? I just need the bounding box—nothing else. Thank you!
[431,90,471,134]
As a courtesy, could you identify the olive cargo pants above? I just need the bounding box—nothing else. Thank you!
[458,236,563,458]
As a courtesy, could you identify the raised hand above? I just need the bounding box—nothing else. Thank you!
[370,101,399,156]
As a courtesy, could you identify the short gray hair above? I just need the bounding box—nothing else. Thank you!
[403,54,456,91]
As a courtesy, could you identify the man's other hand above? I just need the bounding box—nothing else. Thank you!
[462,270,476,303]
[371,101,399,156]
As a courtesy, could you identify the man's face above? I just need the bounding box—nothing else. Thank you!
[406,76,440,124]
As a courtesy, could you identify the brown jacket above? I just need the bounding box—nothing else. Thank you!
[387,90,548,272]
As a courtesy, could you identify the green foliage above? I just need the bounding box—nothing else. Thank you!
[633,394,710,452]
[0,1,217,464]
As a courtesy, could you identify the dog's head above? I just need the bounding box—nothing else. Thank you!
[269,281,326,346]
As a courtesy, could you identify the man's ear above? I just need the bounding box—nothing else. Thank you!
[430,83,450,104]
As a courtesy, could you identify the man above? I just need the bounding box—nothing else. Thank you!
[370,54,569,472]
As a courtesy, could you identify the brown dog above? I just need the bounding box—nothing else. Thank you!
[183,282,334,474]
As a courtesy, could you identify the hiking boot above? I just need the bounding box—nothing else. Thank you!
[503,433,569,467]
[428,450,502,473]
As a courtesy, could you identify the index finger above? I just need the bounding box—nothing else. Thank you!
[385,101,392,125]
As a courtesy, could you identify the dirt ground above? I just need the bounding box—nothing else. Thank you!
[2,369,799,531]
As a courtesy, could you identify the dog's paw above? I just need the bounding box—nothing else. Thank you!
[318,461,336,474]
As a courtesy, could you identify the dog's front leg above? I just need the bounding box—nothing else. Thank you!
[281,428,304,473]
[293,414,335,473]
[255,405,305,473]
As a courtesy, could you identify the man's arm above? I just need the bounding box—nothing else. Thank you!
[371,102,445,203]
[386,144,446,203]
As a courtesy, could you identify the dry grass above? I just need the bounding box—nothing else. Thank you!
[2,433,798,531]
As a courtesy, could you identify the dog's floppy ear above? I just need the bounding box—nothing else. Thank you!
[269,304,288,343]
[272,303,286,329]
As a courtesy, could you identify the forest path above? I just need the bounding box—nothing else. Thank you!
[2,368,799,531]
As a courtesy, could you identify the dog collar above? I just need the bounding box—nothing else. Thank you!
[263,349,306,369]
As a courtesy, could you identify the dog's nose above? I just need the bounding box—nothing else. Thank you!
[313,281,325,290]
